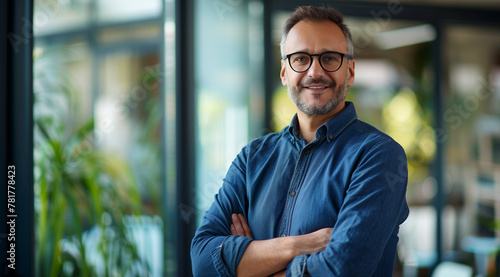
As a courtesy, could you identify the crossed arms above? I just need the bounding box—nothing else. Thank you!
[191,138,409,276]
[230,214,332,276]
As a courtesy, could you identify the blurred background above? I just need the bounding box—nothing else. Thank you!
[2,0,500,276]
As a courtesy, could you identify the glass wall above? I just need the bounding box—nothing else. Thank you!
[445,24,500,276]
[193,0,265,223]
[33,0,166,276]
[344,20,437,276]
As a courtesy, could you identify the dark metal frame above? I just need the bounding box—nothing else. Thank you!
[0,0,34,276]
[174,0,197,275]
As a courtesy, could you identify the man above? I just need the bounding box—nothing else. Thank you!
[191,5,409,276]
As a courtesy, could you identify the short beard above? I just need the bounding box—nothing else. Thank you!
[287,73,349,115]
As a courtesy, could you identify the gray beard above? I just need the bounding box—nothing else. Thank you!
[287,74,349,115]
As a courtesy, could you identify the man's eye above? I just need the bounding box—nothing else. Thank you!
[322,54,340,64]
[293,55,309,63]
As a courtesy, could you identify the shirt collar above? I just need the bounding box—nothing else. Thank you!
[288,101,358,142]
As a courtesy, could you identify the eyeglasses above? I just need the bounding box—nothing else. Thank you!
[283,51,353,73]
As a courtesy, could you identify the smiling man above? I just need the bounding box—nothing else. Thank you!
[191,6,409,277]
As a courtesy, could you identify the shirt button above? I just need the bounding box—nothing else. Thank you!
[329,135,334,140]
[304,149,311,155]
[281,234,287,237]
[289,190,296,196]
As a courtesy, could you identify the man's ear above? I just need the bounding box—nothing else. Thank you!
[280,60,287,86]
[348,59,355,87]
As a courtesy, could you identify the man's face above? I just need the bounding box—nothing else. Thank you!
[280,20,355,116]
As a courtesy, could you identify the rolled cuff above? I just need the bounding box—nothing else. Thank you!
[211,235,253,276]
[286,254,309,277]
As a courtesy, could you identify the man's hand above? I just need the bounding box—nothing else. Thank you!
[231,213,253,239]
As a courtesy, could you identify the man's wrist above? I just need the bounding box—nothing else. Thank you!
[280,235,303,257]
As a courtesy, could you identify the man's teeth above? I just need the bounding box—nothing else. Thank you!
[308,86,327,89]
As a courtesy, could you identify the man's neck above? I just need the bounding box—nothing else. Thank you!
[296,102,346,143]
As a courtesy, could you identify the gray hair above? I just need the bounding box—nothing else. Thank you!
[280,6,353,59]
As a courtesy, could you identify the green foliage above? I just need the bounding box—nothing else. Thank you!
[34,50,147,276]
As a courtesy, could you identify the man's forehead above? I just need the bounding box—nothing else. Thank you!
[285,20,347,53]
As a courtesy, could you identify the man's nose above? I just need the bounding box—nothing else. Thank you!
[307,57,326,79]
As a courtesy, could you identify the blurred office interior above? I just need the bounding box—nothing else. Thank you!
[2,0,500,276]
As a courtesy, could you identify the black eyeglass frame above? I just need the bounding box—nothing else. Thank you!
[282,51,353,73]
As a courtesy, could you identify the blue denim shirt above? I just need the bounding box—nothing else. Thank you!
[191,102,409,276]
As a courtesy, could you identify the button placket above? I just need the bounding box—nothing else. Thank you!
[279,142,312,237]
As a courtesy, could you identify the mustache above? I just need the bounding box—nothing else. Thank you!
[299,77,336,88]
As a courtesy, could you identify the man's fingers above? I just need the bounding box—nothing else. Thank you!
[232,213,240,224]
[237,213,253,239]
[232,213,246,236]
[230,213,254,239]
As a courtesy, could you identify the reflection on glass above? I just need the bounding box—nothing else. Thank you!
[34,0,88,36]
[194,0,265,224]
[374,24,436,50]
[97,0,161,23]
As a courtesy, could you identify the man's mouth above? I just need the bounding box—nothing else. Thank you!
[300,78,334,91]
[305,86,328,89]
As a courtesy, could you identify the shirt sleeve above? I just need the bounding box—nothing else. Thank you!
[191,147,253,276]
[288,139,409,276]
[286,254,309,277]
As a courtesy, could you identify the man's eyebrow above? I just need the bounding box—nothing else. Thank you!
[318,48,334,53]
[287,49,309,53]
[290,48,337,53]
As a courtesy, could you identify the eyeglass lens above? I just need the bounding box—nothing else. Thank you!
[289,52,343,72]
